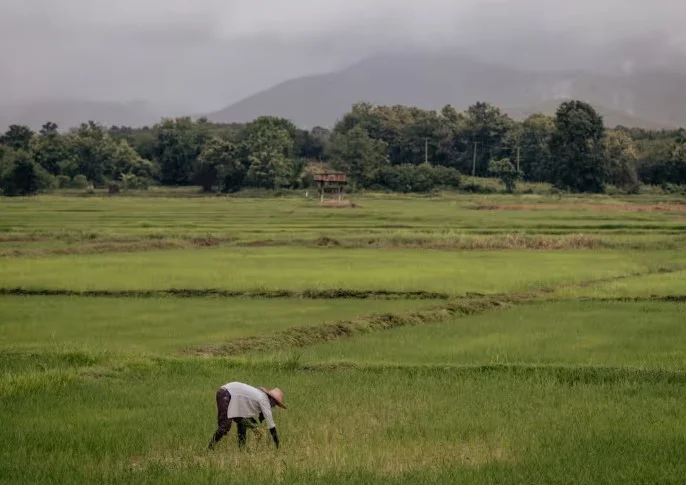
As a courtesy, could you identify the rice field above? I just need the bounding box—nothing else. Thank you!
[1,192,685,484]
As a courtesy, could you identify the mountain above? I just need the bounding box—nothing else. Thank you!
[0,99,175,132]
[208,49,686,130]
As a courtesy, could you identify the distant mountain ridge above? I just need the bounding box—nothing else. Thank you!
[208,50,686,130]
[3,48,684,132]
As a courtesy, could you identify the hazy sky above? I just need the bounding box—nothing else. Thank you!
[1,0,684,112]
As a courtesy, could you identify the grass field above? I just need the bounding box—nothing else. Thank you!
[1,192,686,484]
[2,247,685,294]
[2,195,686,257]
[0,297,433,354]
[555,268,686,299]
[288,301,686,369]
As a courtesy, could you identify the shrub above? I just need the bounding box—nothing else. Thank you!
[374,163,462,193]
[57,175,71,189]
[462,183,496,194]
[108,182,121,194]
[71,174,89,189]
[0,151,56,196]
[432,165,462,189]
[488,158,522,193]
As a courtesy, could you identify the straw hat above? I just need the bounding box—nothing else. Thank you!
[260,387,287,409]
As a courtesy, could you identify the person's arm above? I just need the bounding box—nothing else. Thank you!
[258,401,279,448]
[269,427,279,448]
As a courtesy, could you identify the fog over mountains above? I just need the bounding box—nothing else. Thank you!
[208,47,686,129]
[1,0,685,130]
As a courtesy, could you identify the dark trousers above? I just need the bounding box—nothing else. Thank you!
[208,388,256,449]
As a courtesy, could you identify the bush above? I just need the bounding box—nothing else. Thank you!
[71,174,89,189]
[432,165,462,189]
[488,158,522,193]
[120,174,152,190]
[0,151,56,196]
[374,163,462,193]
[57,175,71,189]
[462,183,497,194]
[660,182,686,195]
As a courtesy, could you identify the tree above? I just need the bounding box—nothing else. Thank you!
[1,125,34,151]
[488,158,522,193]
[333,104,448,167]
[240,117,295,189]
[464,102,513,176]
[434,105,469,169]
[61,121,154,185]
[109,125,157,161]
[196,137,243,192]
[603,130,640,193]
[328,126,389,188]
[64,122,111,184]
[30,123,70,175]
[39,122,59,136]
[374,163,461,193]
[153,118,210,185]
[0,150,55,196]
[665,137,686,185]
[298,127,330,160]
[550,101,607,193]
[518,114,555,182]
[111,140,157,181]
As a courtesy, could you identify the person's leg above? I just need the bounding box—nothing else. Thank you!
[208,388,232,449]
[236,418,248,449]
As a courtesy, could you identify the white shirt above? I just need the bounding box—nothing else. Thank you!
[221,382,276,429]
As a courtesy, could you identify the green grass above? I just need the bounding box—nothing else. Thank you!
[2,247,685,293]
[3,192,686,484]
[2,362,686,485]
[1,195,685,252]
[0,296,432,355]
[289,301,686,370]
[555,269,686,299]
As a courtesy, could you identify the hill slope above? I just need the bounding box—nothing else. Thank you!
[208,50,686,130]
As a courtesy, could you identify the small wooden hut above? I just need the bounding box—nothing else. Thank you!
[314,172,348,203]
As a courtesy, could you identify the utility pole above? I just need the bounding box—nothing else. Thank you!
[472,142,478,177]
[424,138,428,164]
[516,146,521,172]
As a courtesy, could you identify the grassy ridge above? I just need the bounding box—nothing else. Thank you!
[290,301,686,370]
[555,269,686,299]
[195,294,520,356]
[0,297,432,355]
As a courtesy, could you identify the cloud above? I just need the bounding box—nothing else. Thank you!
[0,0,684,111]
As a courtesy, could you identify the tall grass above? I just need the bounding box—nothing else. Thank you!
[2,362,685,484]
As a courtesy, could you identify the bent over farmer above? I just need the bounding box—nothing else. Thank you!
[208,381,286,450]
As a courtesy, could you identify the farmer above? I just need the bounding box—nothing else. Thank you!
[207,381,286,450]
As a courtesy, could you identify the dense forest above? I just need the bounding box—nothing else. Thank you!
[1,100,684,196]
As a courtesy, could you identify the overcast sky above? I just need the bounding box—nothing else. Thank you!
[1,0,684,112]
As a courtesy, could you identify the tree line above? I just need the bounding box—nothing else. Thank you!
[1,100,685,196]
